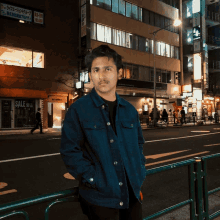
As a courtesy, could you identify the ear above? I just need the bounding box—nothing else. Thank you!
[118,68,123,80]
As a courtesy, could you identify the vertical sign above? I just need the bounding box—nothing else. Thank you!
[81,1,86,37]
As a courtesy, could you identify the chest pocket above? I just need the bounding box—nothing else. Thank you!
[121,121,137,129]
[83,121,105,130]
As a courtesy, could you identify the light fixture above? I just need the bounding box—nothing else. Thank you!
[19,20,25,23]
[173,19,182,27]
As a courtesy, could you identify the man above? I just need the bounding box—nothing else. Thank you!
[60,45,146,220]
[180,107,186,124]
[31,108,44,134]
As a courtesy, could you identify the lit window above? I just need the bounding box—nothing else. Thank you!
[91,22,96,40]
[33,52,44,68]
[161,42,165,56]
[121,31,126,47]
[104,26,111,43]
[166,44,170,57]
[126,33,132,48]
[97,24,105,42]
[139,7,142,21]
[156,41,161,55]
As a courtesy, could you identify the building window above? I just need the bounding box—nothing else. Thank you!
[149,39,154,54]
[171,45,174,58]
[146,39,149,53]
[131,4,138,20]
[104,26,111,43]
[150,68,154,82]
[174,47,179,59]
[167,71,171,83]
[119,0,125,16]
[97,24,105,42]
[117,30,121,46]
[124,63,132,79]
[156,69,161,82]
[143,9,149,24]
[150,11,155,26]
[91,22,97,40]
[126,2,131,17]
[126,33,132,48]
[156,41,161,55]
[121,31,126,47]
[165,44,170,57]
[139,7,142,21]
[112,0,118,13]
[112,29,117,45]
[0,46,44,68]
[161,42,166,56]
[138,36,146,52]
[105,0,111,10]
[155,14,161,27]
[132,35,138,50]
[161,70,167,83]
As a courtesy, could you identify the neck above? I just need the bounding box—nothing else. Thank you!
[96,90,116,102]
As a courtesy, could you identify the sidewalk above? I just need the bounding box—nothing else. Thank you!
[0,121,219,136]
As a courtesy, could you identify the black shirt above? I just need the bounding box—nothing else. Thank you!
[100,97,117,136]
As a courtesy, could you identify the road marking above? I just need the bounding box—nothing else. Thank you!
[204,143,220,147]
[0,153,60,164]
[145,132,220,143]
[145,151,210,167]
[145,150,190,159]
[0,182,17,196]
[191,131,210,133]
[0,189,17,195]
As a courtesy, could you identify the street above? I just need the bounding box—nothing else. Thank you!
[0,124,220,219]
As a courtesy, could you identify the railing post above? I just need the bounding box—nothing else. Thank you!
[194,157,205,220]
[202,158,209,220]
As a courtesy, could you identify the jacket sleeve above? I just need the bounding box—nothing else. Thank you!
[136,111,146,166]
[60,105,96,187]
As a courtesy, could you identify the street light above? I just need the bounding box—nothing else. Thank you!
[150,19,182,127]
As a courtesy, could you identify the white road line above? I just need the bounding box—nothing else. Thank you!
[145,132,220,143]
[204,143,220,147]
[0,153,60,164]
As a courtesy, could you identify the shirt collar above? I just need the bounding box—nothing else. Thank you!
[90,87,127,108]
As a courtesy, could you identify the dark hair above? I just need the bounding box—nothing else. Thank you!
[85,45,123,72]
[38,108,41,111]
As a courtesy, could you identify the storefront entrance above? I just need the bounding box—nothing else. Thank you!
[1,100,12,128]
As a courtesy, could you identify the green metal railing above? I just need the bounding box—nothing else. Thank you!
[0,154,220,220]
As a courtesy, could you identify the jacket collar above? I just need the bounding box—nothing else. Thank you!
[90,87,127,108]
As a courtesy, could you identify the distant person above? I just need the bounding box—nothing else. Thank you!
[162,109,168,122]
[180,108,186,124]
[31,108,44,134]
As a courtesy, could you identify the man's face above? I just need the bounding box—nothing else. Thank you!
[89,56,122,99]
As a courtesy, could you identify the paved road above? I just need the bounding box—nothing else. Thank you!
[0,125,220,219]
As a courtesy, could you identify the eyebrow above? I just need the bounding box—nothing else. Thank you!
[92,66,113,70]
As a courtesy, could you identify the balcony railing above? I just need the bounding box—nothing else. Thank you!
[206,8,220,22]
[207,35,220,46]
[208,60,220,69]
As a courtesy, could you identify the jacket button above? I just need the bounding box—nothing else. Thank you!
[120,202,123,206]
[107,122,111,126]
[114,161,118,165]
[119,182,123,186]
[110,139,114,143]
[102,105,105,109]
[89,178,94,182]
[131,124,133,127]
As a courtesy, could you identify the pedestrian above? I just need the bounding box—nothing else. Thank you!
[60,45,146,220]
[30,108,44,134]
[162,109,168,122]
[173,110,176,124]
[180,108,186,124]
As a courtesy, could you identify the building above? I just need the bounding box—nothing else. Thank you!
[182,0,220,119]
[79,0,183,122]
[0,0,79,130]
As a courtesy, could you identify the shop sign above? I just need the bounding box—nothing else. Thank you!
[188,103,192,108]
[34,11,44,24]
[15,100,34,108]
[0,3,32,22]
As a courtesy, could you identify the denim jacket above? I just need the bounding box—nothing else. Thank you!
[60,88,146,209]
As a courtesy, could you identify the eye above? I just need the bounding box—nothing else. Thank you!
[93,69,98,73]
[106,68,111,71]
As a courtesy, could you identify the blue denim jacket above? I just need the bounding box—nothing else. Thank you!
[60,88,146,209]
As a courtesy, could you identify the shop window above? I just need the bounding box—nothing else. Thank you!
[33,52,44,68]
[14,99,36,128]
[166,44,170,57]
[91,22,97,40]
[131,4,138,20]
[161,42,166,56]
[104,26,111,43]
[0,46,44,68]
[126,2,131,17]
[112,0,118,13]
[119,0,125,16]
[97,24,105,42]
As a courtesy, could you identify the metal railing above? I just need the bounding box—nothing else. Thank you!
[206,9,220,22]
[0,154,220,220]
